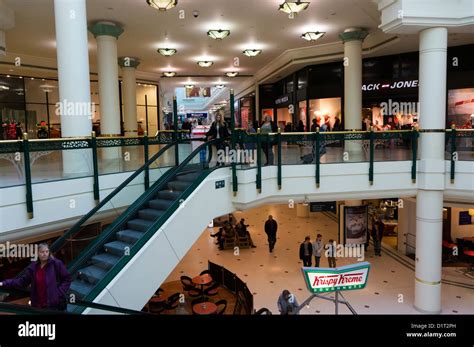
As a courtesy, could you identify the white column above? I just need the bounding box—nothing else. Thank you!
[414,27,447,314]
[90,22,123,162]
[119,57,140,137]
[54,0,92,175]
[339,29,368,159]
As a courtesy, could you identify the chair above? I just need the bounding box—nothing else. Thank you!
[203,282,219,296]
[442,240,458,263]
[149,299,166,314]
[165,292,181,311]
[223,235,236,249]
[237,235,250,248]
[215,299,227,315]
[254,308,272,315]
[191,297,207,307]
[155,287,164,295]
[180,276,202,297]
[463,250,474,277]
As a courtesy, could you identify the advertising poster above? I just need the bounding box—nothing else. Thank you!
[186,87,211,98]
[344,205,368,244]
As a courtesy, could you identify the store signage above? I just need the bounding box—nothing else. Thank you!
[215,180,225,189]
[310,202,336,212]
[362,79,418,91]
[186,113,207,118]
[275,95,289,105]
[302,262,370,293]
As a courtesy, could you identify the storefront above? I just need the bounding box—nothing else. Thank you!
[262,44,474,132]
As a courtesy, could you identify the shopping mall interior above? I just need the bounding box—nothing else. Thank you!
[0,0,473,322]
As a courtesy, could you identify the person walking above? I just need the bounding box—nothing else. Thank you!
[264,215,278,253]
[299,236,313,267]
[0,243,72,311]
[260,116,274,165]
[326,239,337,268]
[312,234,324,267]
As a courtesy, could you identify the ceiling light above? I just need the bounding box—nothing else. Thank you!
[185,84,194,89]
[243,49,262,57]
[0,85,10,91]
[207,29,230,40]
[157,48,177,56]
[6,75,10,78]
[146,0,178,11]
[197,61,213,67]
[163,71,176,77]
[279,1,310,14]
[225,72,238,77]
[302,31,325,41]
[216,84,225,88]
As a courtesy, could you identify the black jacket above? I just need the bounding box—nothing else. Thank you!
[299,242,313,260]
[264,219,278,238]
[206,121,230,140]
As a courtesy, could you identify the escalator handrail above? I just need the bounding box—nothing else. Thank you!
[50,141,177,253]
[0,287,148,315]
[67,139,220,275]
[74,140,223,311]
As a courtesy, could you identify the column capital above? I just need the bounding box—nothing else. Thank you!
[339,28,368,43]
[89,21,124,39]
[118,57,140,68]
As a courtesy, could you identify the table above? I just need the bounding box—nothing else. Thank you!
[192,302,217,315]
[192,274,213,299]
[149,293,167,313]
[463,237,474,242]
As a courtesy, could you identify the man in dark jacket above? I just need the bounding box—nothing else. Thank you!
[0,243,72,311]
[264,215,278,253]
[299,236,313,267]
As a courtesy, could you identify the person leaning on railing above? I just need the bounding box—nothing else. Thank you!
[0,243,72,311]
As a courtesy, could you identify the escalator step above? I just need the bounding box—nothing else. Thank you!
[155,190,182,200]
[69,280,95,299]
[104,240,133,257]
[149,199,174,210]
[78,265,108,285]
[167,180,191,191]
[175,172,200,182]
[127,218,153,232]
[117,229,144,243]
[91,253,120,270]
[138,208,165,221]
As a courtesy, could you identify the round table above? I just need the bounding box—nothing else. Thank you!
[193,302,217,315]
[192,274,212,286]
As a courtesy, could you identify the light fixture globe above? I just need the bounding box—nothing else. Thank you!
[184,84,194,89]
[243,49,262,57]
[163,72,176,77]
[225,72,238,77]
[207,29,230,40]
[216,84,225,89]
[157,48,177,56]
[197,61,213,67]
[146,0,178,11]
[301,31,325,41]
[279,1,310,14]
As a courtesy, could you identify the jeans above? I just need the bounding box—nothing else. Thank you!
[314,256,321,267]
[302,256,312,267]
[328,257,336,268]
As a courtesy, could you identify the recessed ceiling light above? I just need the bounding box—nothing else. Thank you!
[207,29,230,40]
[302,31,325,41]
[197,61,213,67]
[185,84,194,89]
[225,72,238,77]
[6,75,10,78]
[146,0,178,11]
[163,71,176,77]
[216,84,225,88]
[157,48,177,56]
[243,49,262,57]
[30,77,35,80]
[19,76,23,79]
[279,1,310,14]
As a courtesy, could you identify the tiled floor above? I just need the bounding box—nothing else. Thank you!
[165,204,474,315]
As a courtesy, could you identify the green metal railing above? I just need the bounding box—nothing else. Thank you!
[0,130,190,218]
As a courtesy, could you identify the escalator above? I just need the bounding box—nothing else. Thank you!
[59,139,227,313]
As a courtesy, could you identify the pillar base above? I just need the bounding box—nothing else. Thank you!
[414,279,441,314]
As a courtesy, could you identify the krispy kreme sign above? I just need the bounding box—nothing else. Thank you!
[302,262,370,293]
